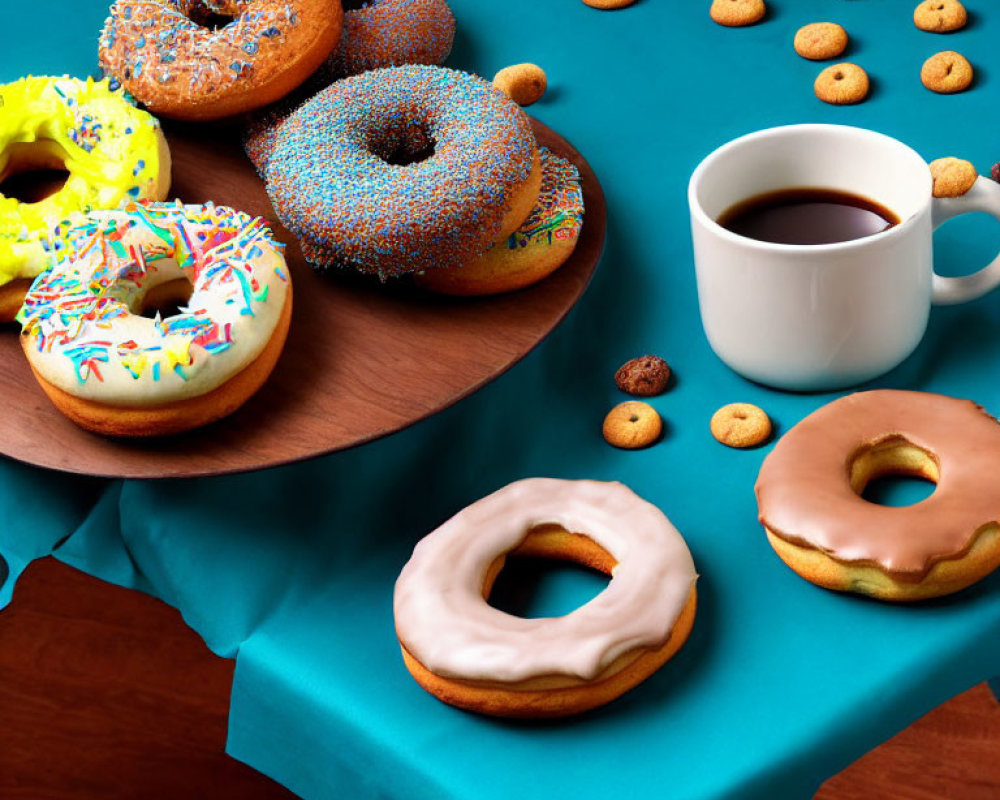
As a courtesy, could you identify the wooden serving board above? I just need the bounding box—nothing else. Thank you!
[0,118,605,479]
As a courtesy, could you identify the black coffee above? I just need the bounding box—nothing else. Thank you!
[717,187,900,245]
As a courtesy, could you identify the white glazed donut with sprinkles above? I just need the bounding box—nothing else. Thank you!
[18,201,292,437]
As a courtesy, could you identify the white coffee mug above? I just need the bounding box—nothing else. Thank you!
[688,123,1000,391]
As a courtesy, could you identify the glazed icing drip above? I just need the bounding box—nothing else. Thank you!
[331,0,455,77]
[756,390,1000,578]
[99,0,299,100]
[394,479,697,683]
[266,65,538,279]
[18,201,289,405]
[0,76,166,283]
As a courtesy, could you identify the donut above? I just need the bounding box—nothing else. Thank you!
[0,76,170,320]
[415,147,583,295]
[331,0,455,77]
[265,65,542,279]
[98,0,344,121]
[394,479,698,718]
[756,390,1000,601]
[18,201,292,437]
[242,0,455,175]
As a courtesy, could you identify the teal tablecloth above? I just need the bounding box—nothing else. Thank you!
[4,1,1000,798]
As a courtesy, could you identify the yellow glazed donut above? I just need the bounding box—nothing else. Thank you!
[0,76,170,319]
[18,201,291,437]
[394,479,698,718]
[415,148,584,296]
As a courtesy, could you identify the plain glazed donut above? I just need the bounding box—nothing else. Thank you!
[756,390,1000,601]
[415,147,585,295]
[394,478,698,717]
[266,65,541,279]
[331,0,455,77]
[18,201,291,437]
[0,76,170,319]
[98,0,343,121]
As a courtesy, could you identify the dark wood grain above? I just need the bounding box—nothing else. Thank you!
[817,683,1000,800]
[0,119,605,479]
[0,559,997,800]
[0,558,295,800]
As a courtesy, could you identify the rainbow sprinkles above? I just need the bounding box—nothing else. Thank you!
[19,201,290,407]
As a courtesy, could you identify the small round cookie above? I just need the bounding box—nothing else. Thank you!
[711,403,771,448]
[913,0,967,32]
[930,157,977,198]
[921,51,973,93]
[603,401,662,449]
[582,0,636,8]
[493,64,547,107]
[710,0,766,27]
[794,23,848,61]
[615,356,671,397]
[814,62,869,105]
[394,478,698,718]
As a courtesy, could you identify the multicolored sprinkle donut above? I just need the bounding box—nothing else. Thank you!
[98,0,343,121]
[0,76,169,319]
[266,65,541,279]
[416,147,585,295]
[18,201,292,437]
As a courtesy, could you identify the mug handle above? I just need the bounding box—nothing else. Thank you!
[932,176,1000,305]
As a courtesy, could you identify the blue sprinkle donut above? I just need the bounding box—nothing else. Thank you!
[265,65,541,279]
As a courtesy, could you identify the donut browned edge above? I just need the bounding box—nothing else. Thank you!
[493,149,542,244]
[413,220,578,296]
[21,285,292,437]
[399,526,697,718]
[0,279,33,323]
[765,525,1000,602]
[763,437,1000,601]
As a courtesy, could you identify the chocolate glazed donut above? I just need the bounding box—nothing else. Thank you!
[756,390,1000,601]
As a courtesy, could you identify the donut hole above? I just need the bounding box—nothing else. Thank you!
[139,278,195,320]
[484,524,614,619]
[184,2,237,30]
[367,120,437,167]
[0,140,70,204]
[849,436,939,507]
